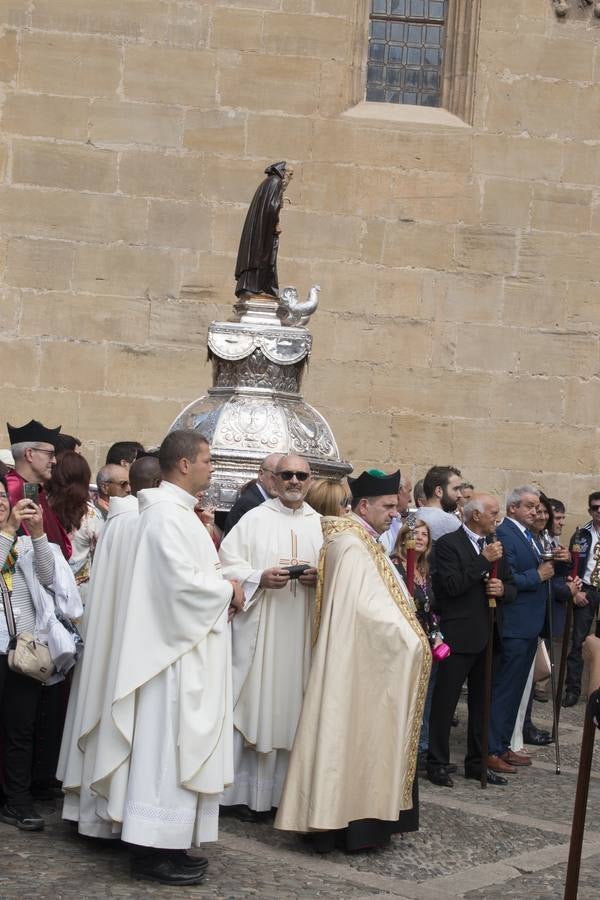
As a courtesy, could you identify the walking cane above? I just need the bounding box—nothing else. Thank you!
[480,539,498,789]
[555,531,581,737]
[564,699,596,899]
[542,531,561,774]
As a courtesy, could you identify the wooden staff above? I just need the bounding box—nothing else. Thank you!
[555,531,581,738]
[564,700,596,899]
[405,512,416,596]
[481,541,498,790]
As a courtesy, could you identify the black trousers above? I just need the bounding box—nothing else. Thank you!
[566,587,600,697]
[428,646,493,773]
[0,654,42,806]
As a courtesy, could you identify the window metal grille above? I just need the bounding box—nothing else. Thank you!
[367,0,447,107]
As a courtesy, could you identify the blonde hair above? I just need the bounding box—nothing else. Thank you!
[306,478,349,517]
[392,519,432,577]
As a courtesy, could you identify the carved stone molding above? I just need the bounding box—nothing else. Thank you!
[553,0,600,18]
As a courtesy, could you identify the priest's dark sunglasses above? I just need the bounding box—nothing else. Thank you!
[277,470,310,482]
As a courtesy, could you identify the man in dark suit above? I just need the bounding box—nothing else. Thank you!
[488,486,554,773]
[427,493,516,788]
[223,453,282,535]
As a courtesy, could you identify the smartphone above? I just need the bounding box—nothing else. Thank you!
[286,564,310,580]
[23,483,40,505]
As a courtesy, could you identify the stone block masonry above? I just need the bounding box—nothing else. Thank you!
[0,1,598,531]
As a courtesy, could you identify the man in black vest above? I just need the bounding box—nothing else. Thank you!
[427,493,516,787]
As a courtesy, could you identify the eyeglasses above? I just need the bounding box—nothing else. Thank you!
[277,470,310,482]
[590,505,600,512]
[108,480,130,488]
[260,467,276,475]
[32,447,56,458]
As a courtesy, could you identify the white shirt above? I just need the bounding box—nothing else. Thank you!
[462,523,485,554]
[507,516,540,559]
[583,526,600,584]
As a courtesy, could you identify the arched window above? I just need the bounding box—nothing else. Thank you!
[367,1,447,107]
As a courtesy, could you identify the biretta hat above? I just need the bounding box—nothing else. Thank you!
[350,468,401,500]
[7,419,61,447]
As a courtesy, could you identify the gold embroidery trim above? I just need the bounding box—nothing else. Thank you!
[313,515,432,808]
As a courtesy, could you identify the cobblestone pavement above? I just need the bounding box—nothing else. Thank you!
[3,697,600,899]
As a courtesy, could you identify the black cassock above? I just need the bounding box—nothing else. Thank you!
[307,777,419,853]
[235,162,286,299]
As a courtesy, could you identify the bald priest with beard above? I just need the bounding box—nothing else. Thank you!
[275,469,431,852]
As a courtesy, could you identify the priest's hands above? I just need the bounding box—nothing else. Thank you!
[227,579,244,621]
[299,567,318,587]
[260,567,291,589]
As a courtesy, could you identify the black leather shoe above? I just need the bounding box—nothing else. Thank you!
[563,693,579,708]
[533,688,548,703]
[465,769,508,786]
[447,764,458,774]
[523,727,551,746]
[0,803,44,831]
[427,767,454,787]
[168,851,208,871]
[131,855,207,885]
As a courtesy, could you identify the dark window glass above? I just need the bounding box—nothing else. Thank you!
[367,0,446,107]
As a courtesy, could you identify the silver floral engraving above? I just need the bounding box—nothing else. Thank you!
[170,283,351,510]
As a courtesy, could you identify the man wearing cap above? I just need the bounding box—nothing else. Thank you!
[218,454,323,818]
[5,420,71,559]
[275,469,430,852]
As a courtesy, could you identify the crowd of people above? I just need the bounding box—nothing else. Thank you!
[0,418,599,887]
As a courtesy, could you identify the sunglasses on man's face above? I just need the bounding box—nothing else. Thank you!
[277,470,309,482]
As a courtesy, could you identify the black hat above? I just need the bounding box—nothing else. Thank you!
[350,469,401,500]
[7,419,61,447]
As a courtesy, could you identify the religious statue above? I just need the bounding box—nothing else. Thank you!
[234,161,294,299]
[553,0,600,17]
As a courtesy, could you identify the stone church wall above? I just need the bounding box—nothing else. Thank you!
[0,0,598,520]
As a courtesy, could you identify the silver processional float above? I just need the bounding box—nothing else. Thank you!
[170,162,352,511]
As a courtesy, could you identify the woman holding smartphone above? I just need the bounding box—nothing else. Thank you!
[0,475,82,833]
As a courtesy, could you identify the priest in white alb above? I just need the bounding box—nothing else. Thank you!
[58,456,161,838]
[275,469,431,852]
[219,453,323,818]
[66,433,243,887]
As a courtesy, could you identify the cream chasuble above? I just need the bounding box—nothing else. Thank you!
[67,481,234,849]
[275,516,431,833]
[218,498,322,810]
[58,494,139,837]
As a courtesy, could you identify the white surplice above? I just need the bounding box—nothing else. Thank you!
[59,493,139,837]
[65,480,234,849]
[218,498,323,810]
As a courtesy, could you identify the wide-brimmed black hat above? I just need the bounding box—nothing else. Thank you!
[7,419,61,447]
[350,468,401,500]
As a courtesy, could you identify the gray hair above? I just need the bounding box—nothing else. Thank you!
[463,497,486,523]
[506,485,540,511]
[10,441,37,461]
[96,465,115,488]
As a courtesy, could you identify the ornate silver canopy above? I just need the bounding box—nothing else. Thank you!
[170,291,352,510]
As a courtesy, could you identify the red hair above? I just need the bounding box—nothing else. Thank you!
[46,451,91,533]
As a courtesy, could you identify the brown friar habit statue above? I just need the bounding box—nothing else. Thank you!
[234,161,291,299]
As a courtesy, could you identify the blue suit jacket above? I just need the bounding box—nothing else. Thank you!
[496,517,547,640]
